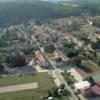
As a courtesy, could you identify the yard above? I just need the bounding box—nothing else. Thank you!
[0,72,55,100]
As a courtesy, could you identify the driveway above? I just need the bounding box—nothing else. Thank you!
[0,82,38,93]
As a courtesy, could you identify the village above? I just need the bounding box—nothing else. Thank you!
[0,16,100,100]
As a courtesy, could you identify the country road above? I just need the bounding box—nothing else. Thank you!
[32,35,78,100]
[46,55,78,100]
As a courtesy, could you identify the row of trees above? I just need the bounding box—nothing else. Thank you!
[0,53,27,73]
[47,84,70,99]
[92,39,100,50]
[5,53,26,68]
[44,43,55,53]
[62,39,79,58]
[0,1,81,27]
[0,64,5,73]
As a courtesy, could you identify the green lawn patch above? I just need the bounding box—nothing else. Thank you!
[0,72,54,100]
[81,24,97,34]
[0,72,69,100]
[0,73,50,86]
[81,60,100,73]
[51,18,71,24]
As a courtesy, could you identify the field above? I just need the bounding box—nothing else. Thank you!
[0,72,55,100]
[51,17,98,36]
[51,17,71,24]
[81,60,100,73]
[80,24,97,34]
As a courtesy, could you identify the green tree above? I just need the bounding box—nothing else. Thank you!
[59,84,65,89]
[0,64,5,73]
[92,39,100,50]
[49,86,58,97]
[44,43,55,53]
[72,56,82,66]
[5,53,26,68]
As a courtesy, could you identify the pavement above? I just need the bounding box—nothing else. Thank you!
[34,65,48,72]
[0,82,38,94]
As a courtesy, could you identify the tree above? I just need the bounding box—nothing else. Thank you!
[0,64,5,73]
[62,39,74,48]
[72,56,82,67]
[67,49,79,57]
[5,53,26,68]
[93,17,100,27]
[59,84,65,89]
[22,47,35,55]
[64,71,76,85]
[44,43,55,53]
[49,86,58,97]
[92,39,100,50]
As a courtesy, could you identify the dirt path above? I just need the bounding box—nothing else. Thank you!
[0,82,38,94]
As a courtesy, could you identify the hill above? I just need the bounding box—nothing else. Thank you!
[0,0,81,27]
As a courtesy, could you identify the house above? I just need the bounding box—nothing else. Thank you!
[74,81,91,91]
[35,51,50,68]
[54,50,68,62]
[85,73,100,98]
[85,83,100,97]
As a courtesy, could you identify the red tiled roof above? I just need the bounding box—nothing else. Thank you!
[95,81,100,86]
[91,85,100,96]
[36,52,47,64]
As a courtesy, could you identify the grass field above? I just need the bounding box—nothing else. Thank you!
[0,72,55,100]
[81,60,100,73]
[80,24,97,34]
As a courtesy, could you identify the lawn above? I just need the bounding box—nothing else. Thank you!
[80,24,97,34]
[51,17,71,24]
[0,72,55,100]
[0,72,69,100]
[0,72,51,86]
[81,60,100,73]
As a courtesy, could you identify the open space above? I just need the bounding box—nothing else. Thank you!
[0,82,38,94]
[0,72,55,100]
[81,60,100,73]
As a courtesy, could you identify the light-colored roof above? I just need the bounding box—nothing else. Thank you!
[67,68,83,82]
[48,97,53,100]
[74,81,91,90]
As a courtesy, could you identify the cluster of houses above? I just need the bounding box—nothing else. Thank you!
[67,68,100,100]
[85,73,100,98]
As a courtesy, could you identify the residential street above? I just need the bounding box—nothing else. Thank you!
[33,35,78,100]
[45,54,78,100]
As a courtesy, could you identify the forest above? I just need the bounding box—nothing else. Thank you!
[0,0,100,27]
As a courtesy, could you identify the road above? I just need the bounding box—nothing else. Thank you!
[32,35,78,100]
[46,55,78,100]
[0,82,38,94]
